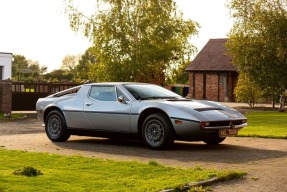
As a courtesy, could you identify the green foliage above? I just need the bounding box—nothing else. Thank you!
[148,160,160,166]
[61,54,81,71]
[234,73,264,107]
[13,166,43,177]
[12,54,29,78]
[226,0,287,109]
[12,54,47,82]
[0,113,25,121]
[43,69,75,82]
[166,61,190,84]
[75,47,98,82]
[239,111,287,139]
[65,0,198,84]
[0,149,243,192]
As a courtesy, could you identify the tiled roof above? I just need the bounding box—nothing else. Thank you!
[186,38,238,72]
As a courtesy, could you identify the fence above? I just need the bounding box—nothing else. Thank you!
[12,82,81,111]
[12,82,189,111]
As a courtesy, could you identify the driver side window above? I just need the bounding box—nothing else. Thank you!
[89,86,116,101]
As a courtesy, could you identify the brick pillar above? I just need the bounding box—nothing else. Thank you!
[0,80,12,113]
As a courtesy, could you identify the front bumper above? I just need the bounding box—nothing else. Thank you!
[201,122,248,130]
[171,118,247,141]
[36,110,44,122]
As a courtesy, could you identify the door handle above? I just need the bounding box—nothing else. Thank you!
[85,102,92,106]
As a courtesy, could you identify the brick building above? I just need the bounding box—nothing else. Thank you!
[186,39,238,102]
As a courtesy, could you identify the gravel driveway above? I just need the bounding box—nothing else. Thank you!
[0,117,286,192]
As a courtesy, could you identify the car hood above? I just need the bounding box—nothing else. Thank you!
[143,99,246,121]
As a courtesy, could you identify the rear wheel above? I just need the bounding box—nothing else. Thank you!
[142,113,174,150]
[45,110,70,142]
[203,137,226,145]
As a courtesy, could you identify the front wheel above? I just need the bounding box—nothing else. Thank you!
[142,113,174,150]
[45,110,70,142]
[203,137,226,145]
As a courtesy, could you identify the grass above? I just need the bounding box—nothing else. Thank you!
[0,112,25,119]
[239,111,287,139]
[0,149,245,192]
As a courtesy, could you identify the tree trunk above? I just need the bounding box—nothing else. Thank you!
[272,87,275,109]
[278,93,285,112]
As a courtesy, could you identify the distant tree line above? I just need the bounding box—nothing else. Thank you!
[12,49,190,84]
[12,54,47,82]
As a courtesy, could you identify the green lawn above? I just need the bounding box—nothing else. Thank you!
[0,149,244,192]
[239,111,287,139]
[0,113,25,120]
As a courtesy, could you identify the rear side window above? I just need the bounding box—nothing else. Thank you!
[89,86,116,101]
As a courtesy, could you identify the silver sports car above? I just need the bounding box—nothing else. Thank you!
[36,82,247,149]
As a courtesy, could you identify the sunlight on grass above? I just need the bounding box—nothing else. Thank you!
[0,149,244,192]
[0,113,25,120]
[239,112,287,139]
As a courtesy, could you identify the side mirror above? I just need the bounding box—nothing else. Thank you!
[117,96,127,104]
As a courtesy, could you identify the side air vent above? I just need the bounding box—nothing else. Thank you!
[194,108,222,112]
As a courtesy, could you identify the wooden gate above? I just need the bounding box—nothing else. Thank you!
[12,82,81,111]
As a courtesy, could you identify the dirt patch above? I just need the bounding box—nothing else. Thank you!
[0,118,286,192]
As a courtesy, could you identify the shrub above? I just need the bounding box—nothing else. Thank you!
[13,166,43,177]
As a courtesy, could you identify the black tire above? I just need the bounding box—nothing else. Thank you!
[142,113,174,150]
[45,110,70,142]
[203,137,226,145]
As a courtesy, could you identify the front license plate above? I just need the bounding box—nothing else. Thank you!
[219,129,238,137]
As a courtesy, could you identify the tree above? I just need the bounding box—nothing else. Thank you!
[60,54,81,82]
[27,61,47,81]
[12,54,47,82]
[226,0,287,111]
[61,54,81,71]
[166,61,190,84]
[65,0,198,84]
[12,54,29,80]
[43,69,74,82]
[234,72,264,108]
[75,47,98,82]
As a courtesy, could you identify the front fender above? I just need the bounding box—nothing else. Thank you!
[129,101,201,134]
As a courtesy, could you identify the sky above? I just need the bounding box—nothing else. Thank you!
[0,0,233,72]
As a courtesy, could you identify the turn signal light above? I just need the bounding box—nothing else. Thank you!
[175,120,183,124]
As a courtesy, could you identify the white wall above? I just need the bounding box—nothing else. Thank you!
[0,52,12,80]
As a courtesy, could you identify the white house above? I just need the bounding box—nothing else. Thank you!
[0,52,12,80]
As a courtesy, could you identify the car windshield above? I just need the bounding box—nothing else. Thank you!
[123,84,181,100]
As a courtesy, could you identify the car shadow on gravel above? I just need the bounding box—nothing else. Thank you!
[53,137,287,165]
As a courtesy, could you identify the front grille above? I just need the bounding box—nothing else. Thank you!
[209,120,244,127]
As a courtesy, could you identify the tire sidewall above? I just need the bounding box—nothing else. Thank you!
[142,113,174,150]
[45,110,70,142]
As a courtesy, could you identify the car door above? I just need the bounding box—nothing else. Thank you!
[84,85,131,132]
